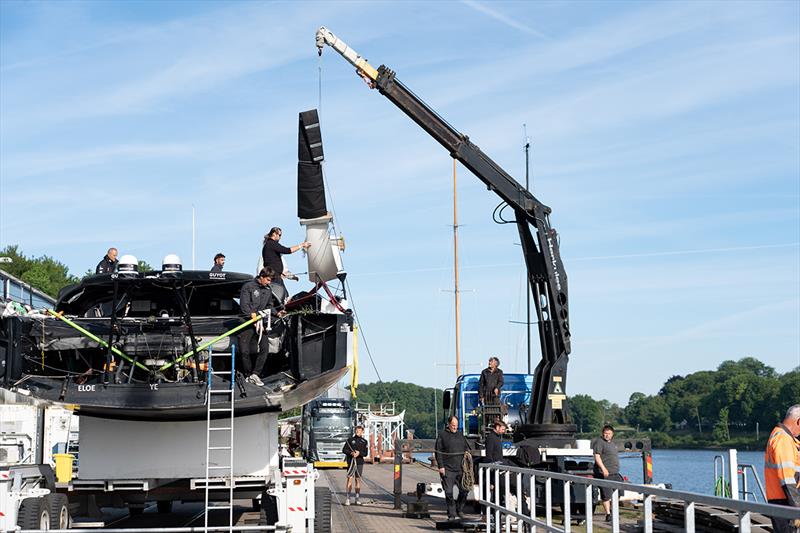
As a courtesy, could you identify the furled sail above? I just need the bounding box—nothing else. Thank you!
[297,109,344,284]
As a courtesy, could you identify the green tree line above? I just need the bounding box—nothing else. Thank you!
[355,357,797,448]
[1,245,79,298]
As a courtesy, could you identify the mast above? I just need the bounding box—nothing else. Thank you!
[453,158,461,379]
[524,125,531,374]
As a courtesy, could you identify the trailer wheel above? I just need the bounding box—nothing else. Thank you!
[17,497,50,529]
[46,493,70,528]
[314,487,332,533]
[259,492,279,525]
[157,500,173,513]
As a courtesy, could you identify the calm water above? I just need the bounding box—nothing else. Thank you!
[414,449,766,499]
[621,449,764,498]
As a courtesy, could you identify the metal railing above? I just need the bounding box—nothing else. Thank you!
[18,524,289,533]
[478,462,800,533]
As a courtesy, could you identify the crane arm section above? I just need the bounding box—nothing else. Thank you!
[316,27,573,431]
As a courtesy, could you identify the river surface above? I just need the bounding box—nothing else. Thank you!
[414,449,766,500]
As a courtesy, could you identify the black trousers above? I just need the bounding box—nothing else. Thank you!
[767,499,795,533]
[441,468,468,518]
[238,328,268,376]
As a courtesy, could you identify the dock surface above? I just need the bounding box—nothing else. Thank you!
[318,461,450,532]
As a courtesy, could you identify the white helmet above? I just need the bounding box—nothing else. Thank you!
[162,254,182,272]
[118,255,139,276]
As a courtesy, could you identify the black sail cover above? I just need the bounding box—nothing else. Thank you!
[297,109,327,220]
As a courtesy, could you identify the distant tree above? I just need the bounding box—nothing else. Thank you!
[570,394,602,433]
[0,245,79,298]
[625,394,671,432]
[712,407,731,442]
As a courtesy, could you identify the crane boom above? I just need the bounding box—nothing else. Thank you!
[317,27,575,440]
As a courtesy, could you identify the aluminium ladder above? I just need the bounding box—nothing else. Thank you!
[204,345,236,531]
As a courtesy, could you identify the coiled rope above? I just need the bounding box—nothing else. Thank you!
[460,451,474,492]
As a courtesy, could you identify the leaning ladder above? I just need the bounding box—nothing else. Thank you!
[204,345,236,531]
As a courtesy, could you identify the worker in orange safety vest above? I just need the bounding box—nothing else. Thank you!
[765,404,800,533]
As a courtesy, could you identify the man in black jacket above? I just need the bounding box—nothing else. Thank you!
[261,227,310,290]
[238,267,280,386]
[342,425,368,506]
[435,416,472,520]
[484,420,507,463]
[95,248,118,274]
[478,356,504,406]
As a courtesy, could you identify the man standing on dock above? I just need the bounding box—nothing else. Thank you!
[342,425,368,506]
[436,416,472,520]
[593,425,623,523]
[764,404,800,533]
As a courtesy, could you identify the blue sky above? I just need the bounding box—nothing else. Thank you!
[1,1,798,406]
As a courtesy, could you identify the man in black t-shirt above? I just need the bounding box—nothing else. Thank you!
[261,227,310,289]
[593,425,623,522]
[342,425,368,506]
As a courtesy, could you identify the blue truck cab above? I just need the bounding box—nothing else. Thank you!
[442,373,533,440]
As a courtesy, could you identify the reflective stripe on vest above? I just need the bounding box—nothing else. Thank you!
[764,425,800,500]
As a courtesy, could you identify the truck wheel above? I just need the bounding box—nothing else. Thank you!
[157,500,173,513]
[17,497,49,529]
[46,493,70,528]
[259,492,279,525]
[314,487,332,533]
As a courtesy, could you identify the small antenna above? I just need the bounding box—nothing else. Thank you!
[191,205,196,270]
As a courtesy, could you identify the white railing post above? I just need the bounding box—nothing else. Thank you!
[739,511,752,533]
[685,501,695,532]
[485,467,491,531]
[728,449,739,500]
[545,477,553,527]
[504,470,511,533]
[611,488,620,533]
[585,483,593,533]
[495,468,501,533]
[644,494,654,533]
[530,474,537,533]
[563,480,572,532]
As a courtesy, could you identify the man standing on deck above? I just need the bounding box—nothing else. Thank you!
[238,267,279,386]
[593,425,623,523]
[342,425,368,506]
[210,253,225,272]
[261,227,310,290]
[478,356,504,406]
[435,416,472,520]
[764,404,800,533]
[95,247,118,274]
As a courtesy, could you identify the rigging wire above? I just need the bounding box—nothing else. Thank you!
[343,278,390,402]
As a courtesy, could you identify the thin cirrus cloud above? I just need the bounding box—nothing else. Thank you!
[460,0,548,39]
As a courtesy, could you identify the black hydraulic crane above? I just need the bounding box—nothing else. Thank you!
[317,28,576,446]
